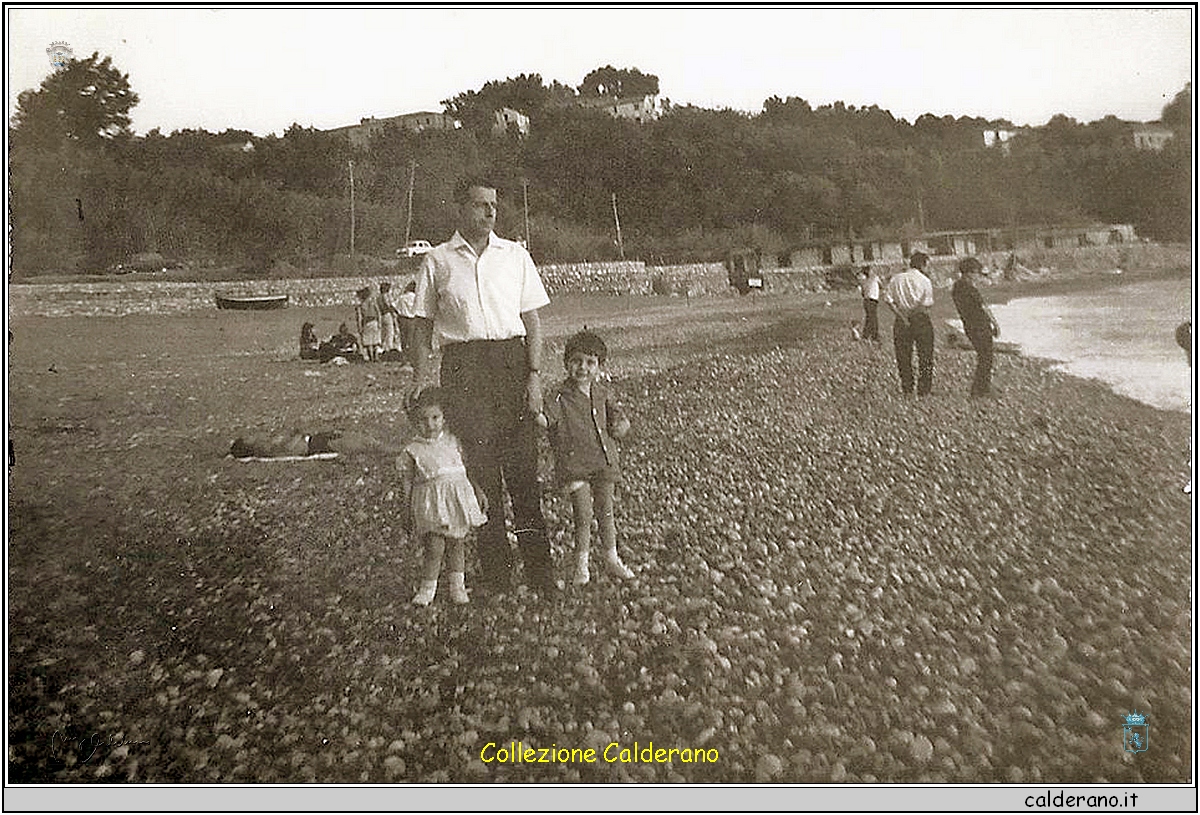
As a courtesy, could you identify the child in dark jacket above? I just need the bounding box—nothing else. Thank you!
[540,330,634,585]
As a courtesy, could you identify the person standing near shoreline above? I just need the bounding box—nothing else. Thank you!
[408,177,554,596]
[952,256,1000,397]
[858,266,881,342]
[886,251,935,397]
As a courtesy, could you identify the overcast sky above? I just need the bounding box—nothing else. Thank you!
[6,6,1194,137]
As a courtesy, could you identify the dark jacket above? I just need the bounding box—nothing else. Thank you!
[543,380,626,483]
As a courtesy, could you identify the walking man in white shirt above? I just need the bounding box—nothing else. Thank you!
[885,251,935,397]
[409,178,554,597]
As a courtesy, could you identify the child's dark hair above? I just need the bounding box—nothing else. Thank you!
[407,387,447,422]
[958,256,983,276]
[563,329,608,366]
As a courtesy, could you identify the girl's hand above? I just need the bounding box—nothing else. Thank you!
[611,417,631,439]
[474,486,489,516]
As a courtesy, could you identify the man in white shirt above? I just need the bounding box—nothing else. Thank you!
[858,266,881,342]
[409,178,553,596]
[885,251,935,397]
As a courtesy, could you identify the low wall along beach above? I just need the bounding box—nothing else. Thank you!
[7,243,1189,318]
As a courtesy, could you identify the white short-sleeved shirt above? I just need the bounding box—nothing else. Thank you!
[885,269,934,315]
[414,231,550,346]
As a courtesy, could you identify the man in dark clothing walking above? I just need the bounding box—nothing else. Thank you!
[951,257,1000,397]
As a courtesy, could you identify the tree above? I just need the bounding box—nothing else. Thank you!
[10,52,138,150]
[1161,82,1191,132]
[442,73,576,135]
[578,65,659,98]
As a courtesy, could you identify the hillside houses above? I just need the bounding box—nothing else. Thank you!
[327,91,658,148]
[493,107,530,136]
[573,93,663,123]
[982,126,1023,152]
[328,111,460,149]
[1132,123,1174,150]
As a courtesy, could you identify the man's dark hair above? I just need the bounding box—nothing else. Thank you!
[564,329,608,366]
[454,176,498,204]
[909,251,929,269]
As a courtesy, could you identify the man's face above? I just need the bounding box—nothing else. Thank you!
[460,186,497,241]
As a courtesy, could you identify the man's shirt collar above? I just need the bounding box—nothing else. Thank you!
[449,230,495,255]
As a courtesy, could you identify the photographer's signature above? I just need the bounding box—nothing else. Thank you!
[50,726,148,765]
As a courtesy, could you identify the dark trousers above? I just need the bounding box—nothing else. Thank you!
[893,312,934,395]
[966,328,994,396]
[398,317,418,365]
[440,339,550,590]
[862,298,880,341]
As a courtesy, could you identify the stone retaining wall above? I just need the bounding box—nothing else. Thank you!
[7,277,412,318]
[9,243,1189,317]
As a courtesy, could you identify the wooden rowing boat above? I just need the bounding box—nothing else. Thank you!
[215,294,289,310]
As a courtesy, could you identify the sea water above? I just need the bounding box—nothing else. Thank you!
[988,277,1193,413]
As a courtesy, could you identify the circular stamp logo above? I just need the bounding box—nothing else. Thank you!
[46,41,73,70]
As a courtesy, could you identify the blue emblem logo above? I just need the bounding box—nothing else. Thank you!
[46,41,73,70]
[1122,711,1149,753]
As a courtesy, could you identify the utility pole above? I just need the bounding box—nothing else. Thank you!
[611,192,625,260]
[522,178,531,250]
[348,159,356,259]
[404,159,416,246]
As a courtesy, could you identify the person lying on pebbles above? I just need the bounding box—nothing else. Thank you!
[228,429,406,459]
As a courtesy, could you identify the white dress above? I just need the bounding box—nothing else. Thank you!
[404,432,486,538]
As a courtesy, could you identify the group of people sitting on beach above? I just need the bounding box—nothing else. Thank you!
[299,280,419,365]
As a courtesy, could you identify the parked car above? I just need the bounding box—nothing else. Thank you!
[107,252,185,274]
[397,240,432,258]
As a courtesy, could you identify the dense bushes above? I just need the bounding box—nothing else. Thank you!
[9,64,1190,277]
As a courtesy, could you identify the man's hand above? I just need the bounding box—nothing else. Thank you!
[526,371,544,417]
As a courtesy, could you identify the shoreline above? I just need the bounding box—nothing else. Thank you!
[980,266,1191,306]
[997,277,1190,415]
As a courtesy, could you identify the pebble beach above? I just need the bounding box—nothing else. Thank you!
[6,267,1192,785]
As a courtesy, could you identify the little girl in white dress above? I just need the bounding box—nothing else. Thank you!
[398,388,487,605]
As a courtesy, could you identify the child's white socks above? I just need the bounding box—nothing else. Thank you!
[573,551,591,585]
[412,579,437,606]
[604,549,634,580]
[448,571,469,604]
